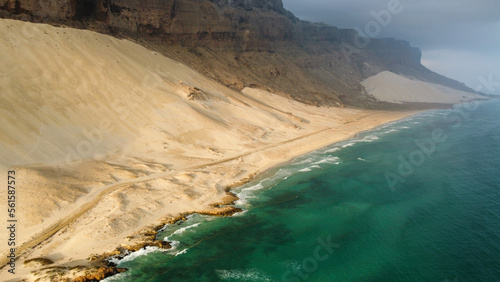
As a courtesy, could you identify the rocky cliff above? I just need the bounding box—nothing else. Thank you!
[0,0,476,107]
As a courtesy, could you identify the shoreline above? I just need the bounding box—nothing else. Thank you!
[0,108,421,281]
[81,109,424,281]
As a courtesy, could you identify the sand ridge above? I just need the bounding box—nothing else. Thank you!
[362,71,486,104]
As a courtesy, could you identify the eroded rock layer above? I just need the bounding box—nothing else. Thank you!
[0,0,475,107]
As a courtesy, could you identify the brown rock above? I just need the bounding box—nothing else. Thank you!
[198,206,243,217]
[187,87,208,101]
[72,267,127,282]
[210,192,240,207]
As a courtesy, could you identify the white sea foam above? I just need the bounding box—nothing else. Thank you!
[172,223,200,236]
[158,214,195,232]
[107,256,124,266]
[242,183,265,192]
[295,156,341,172]
[237,167,294,205]
[164,223,200,242]
[101,271,130,281]
[164,240,180,250]
[295,157,315,165]
[233,209,248,216]
[275,168,293,178]
[109,222,200,265]
[162,239,187,256]
[364,135,379,141]
[384,128,399,134]
[108,246,163,265]
[216,269,271,281]
[236,183,265,205]
[341,142,355,148]
[175,248,188,257]
[325,147,340,153]
[313,156,340,165]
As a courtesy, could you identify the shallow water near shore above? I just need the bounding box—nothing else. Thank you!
[105,100,500,281]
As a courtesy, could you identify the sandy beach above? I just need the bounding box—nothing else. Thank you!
[0,19,473,281]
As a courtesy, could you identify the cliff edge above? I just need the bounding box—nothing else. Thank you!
[0,0,479,107]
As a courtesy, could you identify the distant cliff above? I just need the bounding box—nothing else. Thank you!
[0,0,476,107]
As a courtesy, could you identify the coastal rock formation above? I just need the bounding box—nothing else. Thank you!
[210,192,240,207]
[72,267,127,282]
[198,206,244,217]
[0,0,478,108]
[29,264,127,282]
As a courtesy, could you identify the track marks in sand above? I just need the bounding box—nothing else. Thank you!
[0,125,338,268]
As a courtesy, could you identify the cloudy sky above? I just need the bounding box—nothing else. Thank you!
[282,0,500,95]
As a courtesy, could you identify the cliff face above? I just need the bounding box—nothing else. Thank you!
[0,0,474,107]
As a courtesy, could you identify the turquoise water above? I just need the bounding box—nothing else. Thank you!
[106,100,500,281]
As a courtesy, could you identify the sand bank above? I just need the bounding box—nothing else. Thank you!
[362,71,486,104]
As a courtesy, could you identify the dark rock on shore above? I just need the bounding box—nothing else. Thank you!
[198,206,244,217]
[72,266,127,282]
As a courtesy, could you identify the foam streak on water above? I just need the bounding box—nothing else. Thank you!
[163,223,201,241]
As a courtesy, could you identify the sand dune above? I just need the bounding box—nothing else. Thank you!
[0,19,418,280]
[362,71,485,104]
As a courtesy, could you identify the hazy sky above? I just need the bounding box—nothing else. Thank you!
[283,0,500,95]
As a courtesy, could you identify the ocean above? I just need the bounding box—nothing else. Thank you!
[105,99,500,281]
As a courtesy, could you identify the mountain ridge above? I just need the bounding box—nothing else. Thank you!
[0,0,478,107]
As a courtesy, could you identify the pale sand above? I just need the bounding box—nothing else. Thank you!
[0,19,448,280]
[362,71,486,104]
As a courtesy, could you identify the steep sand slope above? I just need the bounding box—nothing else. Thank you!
[362,71,485,104]
[0,19,418,280]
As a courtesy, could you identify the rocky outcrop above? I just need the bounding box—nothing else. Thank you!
[198,206,243,216]
[31,264,126,282]
[368,38,422,65]
[0,0,477,107]
[210,192,240,207]
[72,267,127,282]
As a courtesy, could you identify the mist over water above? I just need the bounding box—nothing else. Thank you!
[106,100,500,282]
